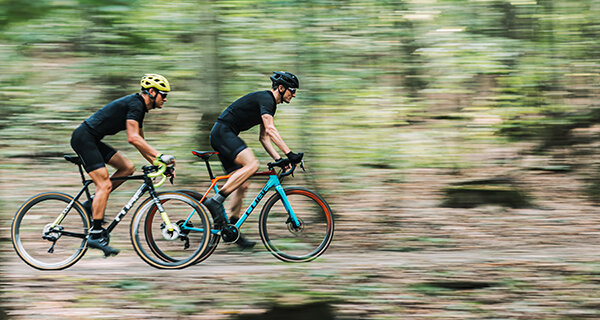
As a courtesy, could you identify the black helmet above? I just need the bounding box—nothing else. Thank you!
[270,71,299,89]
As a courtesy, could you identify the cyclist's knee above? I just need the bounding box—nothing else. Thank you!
[123,163,135,176]
[96,179,112,194]
[247,159,259,173]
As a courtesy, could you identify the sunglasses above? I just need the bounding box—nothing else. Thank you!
[157,90,168,98]
[287,87,297,94]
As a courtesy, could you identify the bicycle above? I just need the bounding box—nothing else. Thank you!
[134,150,334,265]
[11,155,211,270]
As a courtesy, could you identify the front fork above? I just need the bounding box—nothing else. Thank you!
[148,188,174,232]
[273,182,302,228]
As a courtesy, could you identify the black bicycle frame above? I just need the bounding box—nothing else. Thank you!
[65,169,161,234]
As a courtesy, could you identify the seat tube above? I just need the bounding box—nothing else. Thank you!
[272,176,301,226]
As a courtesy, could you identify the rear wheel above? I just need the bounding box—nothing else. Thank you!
[11,192,90,270]
[130,192,211,269]
[259,187,334,262]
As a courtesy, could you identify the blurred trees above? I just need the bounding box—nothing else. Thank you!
[1,0,600,185]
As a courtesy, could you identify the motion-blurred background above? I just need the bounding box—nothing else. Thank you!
[3,0,600,319]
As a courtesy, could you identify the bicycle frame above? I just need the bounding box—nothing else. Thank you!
[49,166,173,237]
[182,171,301,235]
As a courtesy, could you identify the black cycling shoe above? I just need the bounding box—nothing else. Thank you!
[203,198,226,228]
[87,229,120,257]
[235,234,256,249]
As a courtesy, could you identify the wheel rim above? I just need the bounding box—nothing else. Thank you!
[261,189,333,262]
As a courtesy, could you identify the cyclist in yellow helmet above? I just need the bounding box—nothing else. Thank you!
[70,73,175,256]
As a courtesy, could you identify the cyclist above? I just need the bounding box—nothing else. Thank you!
[203,71,303,249]
[70,74,175,257]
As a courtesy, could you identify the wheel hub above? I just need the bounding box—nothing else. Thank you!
[287,217,304,233]
[160,222,181,241]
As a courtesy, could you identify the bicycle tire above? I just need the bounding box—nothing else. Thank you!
[259,187,334,262]
[11,192,90,270]
[130,192,211,269]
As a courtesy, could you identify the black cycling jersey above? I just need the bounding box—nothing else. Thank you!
[84,93,147,139]
[217,90,277,134]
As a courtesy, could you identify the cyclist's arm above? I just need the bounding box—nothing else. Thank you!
[260,123,282,160]
[126,119,160,163]
[261,114,291,156]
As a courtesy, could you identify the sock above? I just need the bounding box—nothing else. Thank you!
[212,192,227,204]
[93,219,103,230]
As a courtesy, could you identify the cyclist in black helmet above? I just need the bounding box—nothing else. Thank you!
[203,71,303,249]
[70,74,175,257]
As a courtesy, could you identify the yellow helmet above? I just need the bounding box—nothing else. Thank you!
[140,74,171,92]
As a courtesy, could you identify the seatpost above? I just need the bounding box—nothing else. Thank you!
[204,158,215,180]
[77,164,86,184]
[77,163,92,199]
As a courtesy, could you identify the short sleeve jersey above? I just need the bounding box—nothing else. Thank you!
[217,91,277,134]
[84,93,147,139]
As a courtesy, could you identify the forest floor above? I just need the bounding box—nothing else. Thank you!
[3,140,600,319]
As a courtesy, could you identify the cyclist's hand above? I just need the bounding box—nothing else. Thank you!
[157,153,176,165]
[275,157,292,171]
[286,151,303,164]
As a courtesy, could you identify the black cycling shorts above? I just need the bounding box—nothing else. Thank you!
[70,123,117,173]
[209,121,247,173]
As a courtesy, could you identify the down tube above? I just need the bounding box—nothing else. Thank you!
[272,177,301,226]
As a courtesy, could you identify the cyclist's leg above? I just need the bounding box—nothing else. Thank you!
[203,148,258,223]
[219,149,260,195]
[221,151,258,249]
[87,167,112,221]
[229,180,249,219]
[86,167,119,256]
[205,123,258,219]
[71,125,119,256]
[105,150,135,191]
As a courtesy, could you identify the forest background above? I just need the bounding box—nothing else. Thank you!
[3,0,600,319]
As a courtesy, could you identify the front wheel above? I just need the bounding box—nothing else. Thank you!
[11,192,90,270]
[259,187,334,262]
[130,192,211,269]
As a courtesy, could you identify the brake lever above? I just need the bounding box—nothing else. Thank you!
[300,160,305,172]
[166,166,175,184]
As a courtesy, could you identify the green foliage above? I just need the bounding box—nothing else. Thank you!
[2,0,600,186]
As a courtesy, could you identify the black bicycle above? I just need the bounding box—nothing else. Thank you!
[11,155,211,270]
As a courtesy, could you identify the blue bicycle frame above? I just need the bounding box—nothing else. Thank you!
[181,174,300,235]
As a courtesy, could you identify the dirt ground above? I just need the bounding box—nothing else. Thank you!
[3,146,600,319]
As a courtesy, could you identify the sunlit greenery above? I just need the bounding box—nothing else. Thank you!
[4,1,600,318]
[3,1,600,183]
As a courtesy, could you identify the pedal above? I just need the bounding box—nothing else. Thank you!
[101,247,120,258]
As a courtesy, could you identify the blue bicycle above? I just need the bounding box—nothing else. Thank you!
[132,150,334,265]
